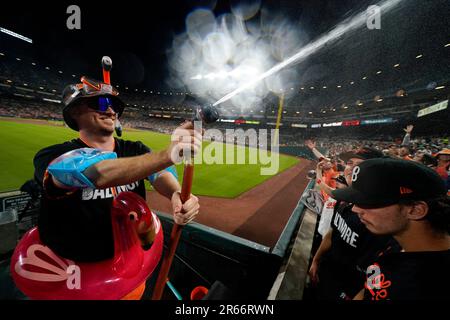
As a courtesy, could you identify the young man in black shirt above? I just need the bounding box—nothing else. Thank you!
[34,77,202,263]
[332,158,450,300]
[309,147,394,300]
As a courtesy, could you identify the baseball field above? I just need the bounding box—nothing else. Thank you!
[0,118,299,198]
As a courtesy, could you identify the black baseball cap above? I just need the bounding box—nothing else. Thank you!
[331,158,447,207]
[339,146,383,163]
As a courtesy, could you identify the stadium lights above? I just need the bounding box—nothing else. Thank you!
[0,52,4,56]
[357,102,364,106]
[445,43,450,48]
[16,58,21,61]
[6,80,12,83]
[343,106,348,109]
[31,62,36,66]
[376,70,382,74]
[150,91,153,94]
[58,71,63,74]
[309,112,313,114]
[310,86,315,90]
[322,111,326,113]
[323,86,327,89]
[52,89,56,92]
[39,86,44,90]
[350,81,355,85]
[283,111,287,114]
[415,54,423,59]
[337,85,342,88]
[23,83,28,86]
[43,98,61,103]
[45,67,50,70]
[394,63,400,68]
[301,87,305,90]
[0,27,32,43]
[362,76,367,80]
[296,111,300,114]
[435,86,446,90]
[376,98,383,102]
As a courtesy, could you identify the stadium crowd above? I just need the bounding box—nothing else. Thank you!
[304,124,449,300]
[0,98,61,120]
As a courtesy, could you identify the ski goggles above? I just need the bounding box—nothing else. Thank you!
[86,96,123,114]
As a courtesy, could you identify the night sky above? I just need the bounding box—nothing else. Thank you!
[1,0,449,113]
[0,0,380,87]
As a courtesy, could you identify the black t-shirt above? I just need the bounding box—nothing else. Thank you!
[327,201,395,272]
[364,249,450,300]
[34,138,151,262]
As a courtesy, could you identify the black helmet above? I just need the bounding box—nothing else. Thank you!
[62,76,125,131]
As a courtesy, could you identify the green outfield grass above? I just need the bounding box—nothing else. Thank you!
[0,119,299,198]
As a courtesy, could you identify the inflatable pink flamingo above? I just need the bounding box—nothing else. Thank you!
[10,192,163,299]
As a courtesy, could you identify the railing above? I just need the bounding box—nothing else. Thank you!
[268,179,317,300]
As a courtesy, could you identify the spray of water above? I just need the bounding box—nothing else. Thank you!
[213,0,404,107]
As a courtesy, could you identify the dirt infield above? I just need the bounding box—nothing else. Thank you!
[147,159,315,248]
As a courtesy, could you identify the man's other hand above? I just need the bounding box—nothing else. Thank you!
[171,191,200,225]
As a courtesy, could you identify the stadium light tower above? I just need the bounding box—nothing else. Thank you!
[0,27,32,43]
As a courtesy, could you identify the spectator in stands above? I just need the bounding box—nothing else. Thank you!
[435,149,450,178]
[315,158,339,237]
[398,125,414,160]
[398,145,412,160]
[435,149,450,191]
[309,147,395,300]
[387,144,399,158]
[332,158,450,300]
[416,152,438,169]
[304,139,327,160]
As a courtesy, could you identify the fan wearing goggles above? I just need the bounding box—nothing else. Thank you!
[35,74,201,232]
[48,95,178,190]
